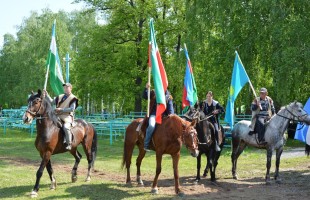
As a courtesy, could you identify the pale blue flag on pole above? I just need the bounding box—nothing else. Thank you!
[224,51,250,129]
[294,97,310,145]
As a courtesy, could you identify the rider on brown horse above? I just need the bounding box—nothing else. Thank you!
[43,83,78,150]
[142,82,174,151]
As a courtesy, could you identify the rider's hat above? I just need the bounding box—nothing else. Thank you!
[260,87,267,93]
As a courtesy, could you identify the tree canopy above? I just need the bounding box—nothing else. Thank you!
[0,1,309,114]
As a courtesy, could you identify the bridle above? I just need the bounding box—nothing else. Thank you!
[276,105,308,128]
[182,126,199,151]
[26,97,46,120]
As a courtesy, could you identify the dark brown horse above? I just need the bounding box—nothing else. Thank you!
[22,90,97,197]
[122,114,199,196]
[184,108,225,183]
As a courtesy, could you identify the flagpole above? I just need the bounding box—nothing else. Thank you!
[44,64,50,91]
[147,65,151,117]
[235,51,262,110]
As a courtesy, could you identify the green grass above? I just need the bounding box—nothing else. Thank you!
[0,128,308,200]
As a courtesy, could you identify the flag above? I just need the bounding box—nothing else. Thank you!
[224,52,250,128]
[294,97,310,145]
[182,46,198,109]
[46,20,64,95]
[149,18,168,124]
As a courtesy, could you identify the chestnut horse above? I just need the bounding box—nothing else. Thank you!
[23,90,97,197]
[122,114,199,196]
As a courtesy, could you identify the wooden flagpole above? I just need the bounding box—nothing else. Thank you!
[43,64,50,91]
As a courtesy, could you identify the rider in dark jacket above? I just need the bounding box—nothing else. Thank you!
[201,91,224,151]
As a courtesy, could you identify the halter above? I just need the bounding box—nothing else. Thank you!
[276,105,308,124]
[182,126,199,151]
[26,98,46,120]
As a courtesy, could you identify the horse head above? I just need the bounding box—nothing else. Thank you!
[182,119,199,157]
[285,101,310,125]
[23,89,45,124]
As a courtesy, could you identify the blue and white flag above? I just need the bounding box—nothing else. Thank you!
[224,51,250,129]
[294,97,310,145]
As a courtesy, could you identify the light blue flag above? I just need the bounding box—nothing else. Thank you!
[224,52,250,129]
[294,97,310,145]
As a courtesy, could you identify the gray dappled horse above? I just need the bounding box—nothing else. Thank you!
[231,101,310,184]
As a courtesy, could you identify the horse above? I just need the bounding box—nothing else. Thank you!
[22,90,98,197]
[231,101,310,184]
[184,108,225,183]
[121,114,199,196]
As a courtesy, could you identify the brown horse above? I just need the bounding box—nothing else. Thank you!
[122,114,199,196]
[22,90,97,197]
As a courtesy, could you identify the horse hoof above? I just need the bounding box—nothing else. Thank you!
[233,175,238,180]
[30,190,38,198]
[151,187,159,194]
[72,176,77,183]
[50,182,56,190]
[137,180,144,186]
[266,180,271,185]
[85,176,91,182]
[194,179,199,184]
[178,192,185,197]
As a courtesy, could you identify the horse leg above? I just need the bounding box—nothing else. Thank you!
[209,150,216,182]
[70,150,82,183]
[231,139,247,180]
[265,149,273,185]
[136,143,146,185]
[46,160,56,190]
[211,151,220,183]
[172,152,184,196]
[203,153,209,177]
[31,152,51,197]
[151,152,163,195]
[274,147,283,184]
[194,152,202,183]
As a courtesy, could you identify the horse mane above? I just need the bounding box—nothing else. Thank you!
[42,98,59,126]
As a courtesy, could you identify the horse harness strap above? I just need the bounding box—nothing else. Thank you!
[276,106,307,123]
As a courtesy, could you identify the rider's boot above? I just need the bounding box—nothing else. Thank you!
[64,126,72,150]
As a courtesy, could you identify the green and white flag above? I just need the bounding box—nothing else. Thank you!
[46,20,64,95]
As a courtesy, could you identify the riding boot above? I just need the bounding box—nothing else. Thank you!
[63,125,72,150]
[66,132,72,150]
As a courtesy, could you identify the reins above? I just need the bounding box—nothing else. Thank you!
[26,98,48,121]
[276,106,307,127]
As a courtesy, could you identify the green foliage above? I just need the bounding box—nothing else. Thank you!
[0,1,310,113]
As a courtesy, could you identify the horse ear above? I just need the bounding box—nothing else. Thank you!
[190,118,197,127]
[38,89,42,97]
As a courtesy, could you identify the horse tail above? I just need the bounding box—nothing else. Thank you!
[90,124,98,169]
[305,144,310,156]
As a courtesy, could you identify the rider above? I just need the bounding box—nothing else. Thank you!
[43,83,78,150]
[249,87,275,143]
[142,82,174,152]
[201,91,224,152]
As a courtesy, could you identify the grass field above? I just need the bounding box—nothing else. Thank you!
[0,128,309,200]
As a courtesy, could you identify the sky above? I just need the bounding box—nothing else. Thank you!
[0,0,86,48]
